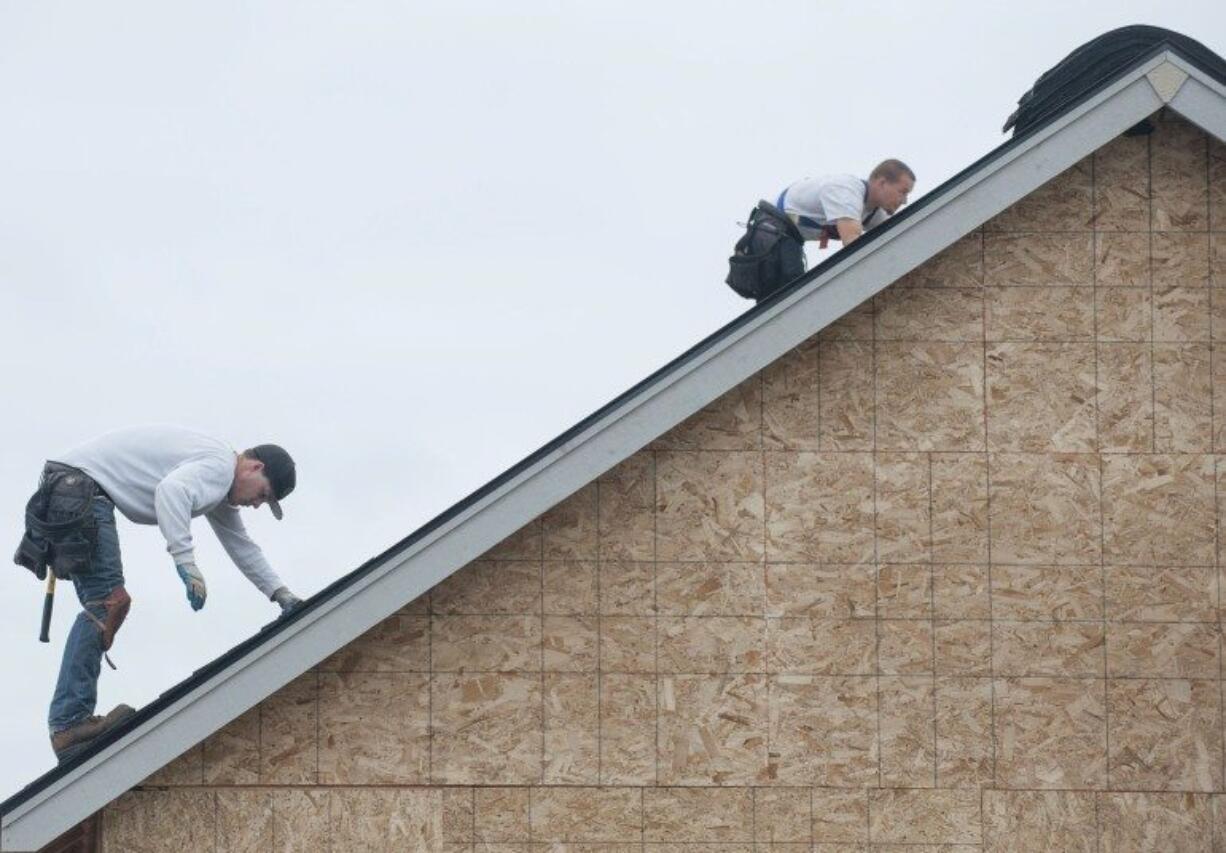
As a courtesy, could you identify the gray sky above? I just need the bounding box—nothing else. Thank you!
[2,1,1223,800]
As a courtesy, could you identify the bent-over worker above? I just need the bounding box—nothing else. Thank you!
[726,158,916,302]
[12,424,304,762]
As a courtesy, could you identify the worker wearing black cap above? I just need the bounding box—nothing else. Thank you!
[12,425,303,762]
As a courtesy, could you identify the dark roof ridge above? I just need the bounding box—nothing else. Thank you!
[1005,24,1226,135]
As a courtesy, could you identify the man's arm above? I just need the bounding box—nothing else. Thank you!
[835,217,864,245]
[153,460,223,567]
[206,505,286,599]
[154,460,227,610]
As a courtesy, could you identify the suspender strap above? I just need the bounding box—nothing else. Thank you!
[778,187,818,231]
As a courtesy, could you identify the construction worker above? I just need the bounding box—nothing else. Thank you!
[726,158,916,302]
[12,425,304,762]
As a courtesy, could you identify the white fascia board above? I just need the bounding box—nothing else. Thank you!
[0,51,1202,853]
[1166,53,1226,142]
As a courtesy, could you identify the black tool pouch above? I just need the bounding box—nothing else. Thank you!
[13,528,49,581]
[15,465,99,581]
[726,201,805,301]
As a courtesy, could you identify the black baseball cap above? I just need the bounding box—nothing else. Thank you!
[249,444,296,520]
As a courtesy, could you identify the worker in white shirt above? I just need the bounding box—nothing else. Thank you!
[13,424,304,762]
[777,158,915,249]
[726,159,916,302]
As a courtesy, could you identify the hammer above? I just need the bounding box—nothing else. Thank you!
[39,574,55,643]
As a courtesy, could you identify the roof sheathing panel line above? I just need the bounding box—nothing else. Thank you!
[2,42,1224,853]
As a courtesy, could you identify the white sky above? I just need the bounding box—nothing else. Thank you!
[2,1,1223,802]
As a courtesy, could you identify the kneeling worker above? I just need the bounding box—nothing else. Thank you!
[726,159,916,302]
[12,424,305,762]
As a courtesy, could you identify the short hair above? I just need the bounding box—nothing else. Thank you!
[870,159,916,184]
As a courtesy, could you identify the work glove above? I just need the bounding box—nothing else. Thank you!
[270,586,303,615]
[175,561,207,611]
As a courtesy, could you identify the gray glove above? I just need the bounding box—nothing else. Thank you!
[270,586,303,615]
[175,562,207,611]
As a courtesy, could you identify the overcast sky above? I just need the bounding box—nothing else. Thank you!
[2,1,1224,801]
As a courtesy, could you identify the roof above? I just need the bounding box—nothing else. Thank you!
[1004,25,1226,135]
[5,29,1226,853]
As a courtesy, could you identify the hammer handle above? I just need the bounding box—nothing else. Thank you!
[38,574,56,643]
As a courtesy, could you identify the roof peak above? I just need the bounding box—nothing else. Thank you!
[1004,25,1226,136]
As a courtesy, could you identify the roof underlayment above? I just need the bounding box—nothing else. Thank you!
[4,27,1226,853]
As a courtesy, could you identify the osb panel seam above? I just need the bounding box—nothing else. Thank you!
[981,222,1001,791]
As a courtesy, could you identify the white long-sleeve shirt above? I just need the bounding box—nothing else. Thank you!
[53,425,285,597]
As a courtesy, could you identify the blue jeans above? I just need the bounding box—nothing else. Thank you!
[47,497,125,733]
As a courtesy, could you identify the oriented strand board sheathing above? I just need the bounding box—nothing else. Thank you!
[255,673,316,785]
[868,788,982,844]
[816,340,874,450]
[1212,137,1226,230]
[316,671,429,784]
[984,232,1095,287]
[651,379,762,452]
[1153,111,1210,231]
[762,339,821,450]
[1096,286,1153,341]
[876,342,986,450]
[642,786,753,843]
[987,157,1094,231]
[97,112,1226,850]
[1098,791,1216,851]
[598,672,656,785]
[992,676,1108,789]
[328,788,441,850]
[986,343,1098,452]
[657,673,768,785]
[541,672,598,783]
[875,286,985,341]
[102,790,214,853]
[982,789,1098,852]
[654,450,765,562]
[897,231,985,288]
[201,708,258,785]
[1096,231,1151,286]
[985,285,1097,341]
[215,789,327,852]
[877,675,937,787]
[1095,134,1151,231]
[764,451,875,561]
[430,672,542,785]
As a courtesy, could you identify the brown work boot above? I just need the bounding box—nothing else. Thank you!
[51,703,135,763]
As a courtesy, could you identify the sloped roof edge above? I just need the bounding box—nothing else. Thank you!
[4,44,1224,853]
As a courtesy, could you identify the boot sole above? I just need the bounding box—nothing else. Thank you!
[53,707,136,763]
[54,738,96,764]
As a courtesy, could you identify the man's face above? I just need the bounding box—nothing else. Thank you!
[873,175,914,214]
[229,460,275,509]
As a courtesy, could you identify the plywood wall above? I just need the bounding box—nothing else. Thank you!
[96,110,1226,851]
